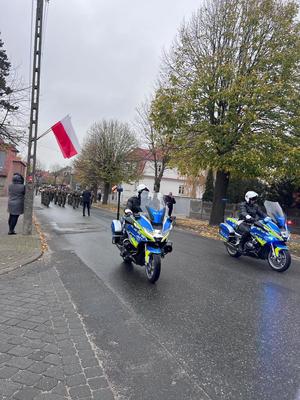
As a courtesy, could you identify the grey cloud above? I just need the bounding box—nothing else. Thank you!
[1,0,200,167]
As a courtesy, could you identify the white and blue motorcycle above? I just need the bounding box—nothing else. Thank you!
[111,192,174,283]
[220,201,291,272]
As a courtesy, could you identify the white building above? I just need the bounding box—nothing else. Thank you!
[110,148,206,204]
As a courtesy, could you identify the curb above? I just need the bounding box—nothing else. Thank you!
[21,250,44,267]
[33,214,49,253]
[0,214,46,277]
[0,250,43,276]
[92,204,117,213]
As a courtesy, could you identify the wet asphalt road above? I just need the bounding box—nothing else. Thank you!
[35,202,300,400]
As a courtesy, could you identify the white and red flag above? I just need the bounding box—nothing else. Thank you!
[51,115,80,159]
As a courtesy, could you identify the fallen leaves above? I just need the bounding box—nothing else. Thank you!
[176,218,220,240]
[33,215,48,253]
[176,218,300,257]
[93,203,118,213]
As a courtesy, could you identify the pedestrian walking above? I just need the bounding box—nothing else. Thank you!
[82,187,92,216]
[7,173,25,235]
[164,192,176,217]
[97,189,102,202]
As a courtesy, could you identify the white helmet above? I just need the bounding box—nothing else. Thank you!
[245,191,258,203]
[136,183,149,194]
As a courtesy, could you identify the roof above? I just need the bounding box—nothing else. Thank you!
[129,147,163,162]
[12,159,27,167]
[0,140,18,153]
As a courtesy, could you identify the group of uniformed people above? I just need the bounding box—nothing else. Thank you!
[39,185,84,210]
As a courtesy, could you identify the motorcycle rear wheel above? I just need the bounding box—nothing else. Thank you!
[267,249,291,272]
[225,243,241,258]
[146,254,161,283]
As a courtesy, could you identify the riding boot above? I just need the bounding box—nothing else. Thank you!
[238,234,248,253]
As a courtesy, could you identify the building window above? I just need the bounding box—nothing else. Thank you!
[0,151,6,170]
[178,185,185,195]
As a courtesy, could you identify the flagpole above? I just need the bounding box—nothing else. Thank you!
[35,114,71,141]
[35,127,52,141]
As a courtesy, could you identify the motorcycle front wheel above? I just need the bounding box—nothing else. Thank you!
[267,249,291,272]
[146,254,161,283]
[122,256,132,264]
[225,243,241,258]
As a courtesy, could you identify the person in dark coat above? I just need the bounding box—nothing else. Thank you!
[82,187,92,216]
[7,174,25,235]
[164,192,176,217]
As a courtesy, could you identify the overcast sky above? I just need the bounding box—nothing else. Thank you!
[1,0,201,169]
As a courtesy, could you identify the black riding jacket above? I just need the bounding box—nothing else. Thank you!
[126,195,142,214]
[239,201,266,221]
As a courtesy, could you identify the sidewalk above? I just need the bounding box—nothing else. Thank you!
[0,198,42,275]
[0,198,116,399]
[0,257,115,400]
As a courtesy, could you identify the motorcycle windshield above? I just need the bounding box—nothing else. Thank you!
[264,201,286,228]
[140,192,166,224]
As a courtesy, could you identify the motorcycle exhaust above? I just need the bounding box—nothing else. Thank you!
[226,242,238,251]
[123,239,132,250]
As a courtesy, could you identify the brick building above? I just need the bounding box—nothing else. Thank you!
[0,141,26,196]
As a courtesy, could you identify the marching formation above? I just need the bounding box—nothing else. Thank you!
[39,185,94,215]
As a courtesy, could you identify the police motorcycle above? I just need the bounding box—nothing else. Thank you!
[219,201,291,272]
[111,191,173,283]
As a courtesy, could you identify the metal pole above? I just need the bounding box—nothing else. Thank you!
[117,191,121,220]
[116,186,123,220]
[36,127,52,141]
[23,0,45,235]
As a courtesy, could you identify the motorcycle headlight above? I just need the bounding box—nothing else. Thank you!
[153,229,163,241]
[281,230,290,241]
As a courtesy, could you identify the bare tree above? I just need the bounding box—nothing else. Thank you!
[50,164,64,185]
[0,35,29,145]
[135,100,173,192]
[36,159,46,172]
[74,119,139,204]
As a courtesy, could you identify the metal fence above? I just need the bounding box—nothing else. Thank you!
[107,193,300,231]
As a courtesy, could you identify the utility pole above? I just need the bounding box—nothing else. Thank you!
[23,0,45,235]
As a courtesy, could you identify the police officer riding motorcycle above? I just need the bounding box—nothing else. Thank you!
[238,191,267,253]
[111,184,174,283]
[126,184,149,214]
[219,190,291,271]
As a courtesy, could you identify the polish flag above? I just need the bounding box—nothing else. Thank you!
[51,115,80,159]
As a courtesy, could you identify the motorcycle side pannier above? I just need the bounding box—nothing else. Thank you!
[111,220,122,244]
[219,222,235,240]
